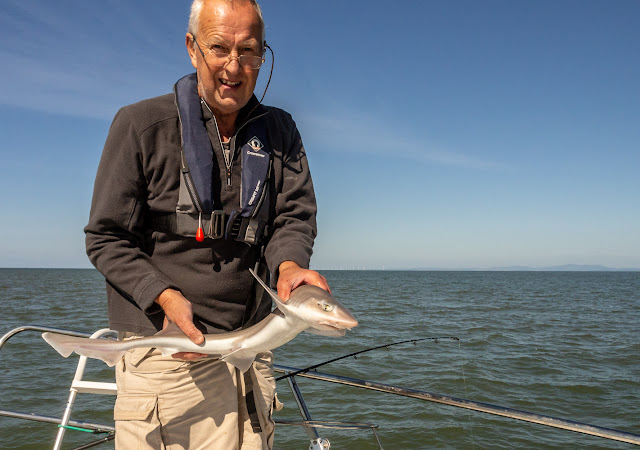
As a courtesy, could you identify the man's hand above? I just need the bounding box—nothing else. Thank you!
[277,261,331,301]
[155,289,208,360]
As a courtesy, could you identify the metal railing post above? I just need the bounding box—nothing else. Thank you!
[284,371,330,449]
[52,328,114,450]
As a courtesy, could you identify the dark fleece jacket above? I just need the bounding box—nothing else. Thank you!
[85,87,317,335]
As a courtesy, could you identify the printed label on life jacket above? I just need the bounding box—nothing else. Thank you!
[241,140,269,212]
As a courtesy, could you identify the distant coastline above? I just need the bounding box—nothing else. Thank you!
[483,264,640,272]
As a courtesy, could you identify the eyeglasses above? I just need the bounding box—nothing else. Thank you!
[194,39,265,70]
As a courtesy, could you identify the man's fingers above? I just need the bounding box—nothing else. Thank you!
[172,316,204,345]
[171,352,209,360]
[278,281,292,301]
[277,263,332,300]
[293,272,330,292]
[312,274,331,293]
[156,289,204,345]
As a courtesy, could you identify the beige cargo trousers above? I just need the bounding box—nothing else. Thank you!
[114,343,280,450]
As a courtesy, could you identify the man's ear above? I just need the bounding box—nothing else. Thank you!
[186,33,198,69]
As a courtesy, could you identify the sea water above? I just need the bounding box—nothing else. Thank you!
[0,269,638,449]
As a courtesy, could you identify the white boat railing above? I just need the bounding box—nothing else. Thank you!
[2,325,640,448]
[0,325,380,450]
[52,328,118,450]
[1,326,118,449]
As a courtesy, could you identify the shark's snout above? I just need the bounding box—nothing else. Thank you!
[320,312,358,330]
[339,317,359,329]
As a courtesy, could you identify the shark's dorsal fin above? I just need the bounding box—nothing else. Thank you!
[249,268,289,313]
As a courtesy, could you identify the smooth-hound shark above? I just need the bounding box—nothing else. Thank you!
[42,269,358,372]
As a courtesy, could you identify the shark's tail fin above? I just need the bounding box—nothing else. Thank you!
[42,332,127,367]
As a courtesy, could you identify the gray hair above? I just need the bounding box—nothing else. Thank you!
[188,0,265,42]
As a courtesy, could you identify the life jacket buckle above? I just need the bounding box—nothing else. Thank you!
[209,210,226,239]
[229,213,243,240]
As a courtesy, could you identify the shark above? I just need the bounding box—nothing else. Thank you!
[42,269,358,372]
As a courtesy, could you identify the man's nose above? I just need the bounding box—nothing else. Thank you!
[223,53,242,70]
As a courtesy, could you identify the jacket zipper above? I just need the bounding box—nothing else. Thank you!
[202,100,234,191]
[201,99,268,198]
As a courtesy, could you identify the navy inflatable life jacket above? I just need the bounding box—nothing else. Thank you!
[152,73,272,245]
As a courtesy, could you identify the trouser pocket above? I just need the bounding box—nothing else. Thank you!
[114,393,163,449]
[114,393,157,421]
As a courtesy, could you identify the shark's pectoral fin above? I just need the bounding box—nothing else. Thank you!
[221,348,257,373]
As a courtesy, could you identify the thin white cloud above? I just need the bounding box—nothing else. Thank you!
[298,110,506,170]
[0,0,189,119]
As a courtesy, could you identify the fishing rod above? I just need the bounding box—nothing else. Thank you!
[276,336,459,381]
[274,365,640,446]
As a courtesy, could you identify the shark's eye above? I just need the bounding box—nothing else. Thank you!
[322,303,334,312]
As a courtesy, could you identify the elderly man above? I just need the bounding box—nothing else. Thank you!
[84,0,328,447]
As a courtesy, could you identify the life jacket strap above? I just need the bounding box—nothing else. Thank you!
[148,210,267,244]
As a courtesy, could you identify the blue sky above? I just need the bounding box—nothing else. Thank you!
[1,0,638,269]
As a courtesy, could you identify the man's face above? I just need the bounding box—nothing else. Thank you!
[187,0,263,120]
